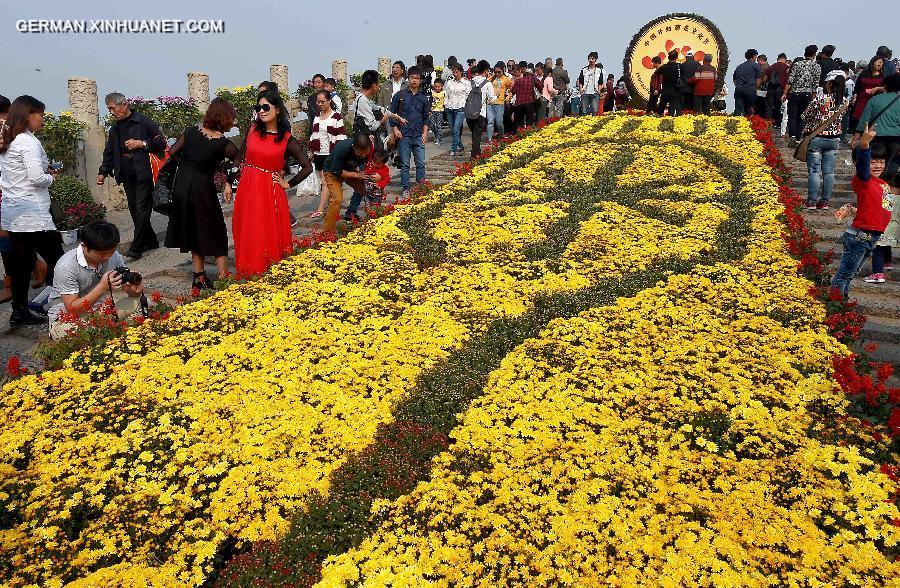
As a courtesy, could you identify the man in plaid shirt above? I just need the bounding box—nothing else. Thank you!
[510,63,542,132]
[782,44,822,143]
[647,56,663,115]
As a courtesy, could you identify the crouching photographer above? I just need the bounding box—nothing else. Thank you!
[46,220,146,339]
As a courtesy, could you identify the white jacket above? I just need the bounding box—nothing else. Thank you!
[0,131,56,232]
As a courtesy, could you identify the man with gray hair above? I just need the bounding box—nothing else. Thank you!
[96,92,166,260]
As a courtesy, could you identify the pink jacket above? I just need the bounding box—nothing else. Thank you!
[541,76,558,101]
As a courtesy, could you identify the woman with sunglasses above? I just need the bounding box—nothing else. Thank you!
[230,91,312,276]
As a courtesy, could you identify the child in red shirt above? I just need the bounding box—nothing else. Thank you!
[343,149,392,222]
[364,148,390,205]
[831,124,895,298]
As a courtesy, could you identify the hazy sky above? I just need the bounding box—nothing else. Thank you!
[0,0,893,112]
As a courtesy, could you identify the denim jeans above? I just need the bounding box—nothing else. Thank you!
[806,136,841,206]
[487,104,504,139]
[397,134,426,189]
[872,245,892,273]
[345,187,384,220]
[581,93,599,115]
[446,108,465,151]
[733,87,757,116]
[552,95,566,118]
[831,229,881,298]
[429,111,444,143]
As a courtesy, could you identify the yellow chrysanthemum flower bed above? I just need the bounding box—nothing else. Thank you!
[1,115,897,587]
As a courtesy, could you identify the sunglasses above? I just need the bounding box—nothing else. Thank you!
[254,103,272,113]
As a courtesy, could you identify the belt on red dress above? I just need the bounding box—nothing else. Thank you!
[244,163,279,174]
[239,163,284,215]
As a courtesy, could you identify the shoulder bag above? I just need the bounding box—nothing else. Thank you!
[152,152,179,215]
[793,100,849,162]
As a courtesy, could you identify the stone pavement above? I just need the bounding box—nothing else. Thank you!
[776,136,900,370]
[0,126,470,366]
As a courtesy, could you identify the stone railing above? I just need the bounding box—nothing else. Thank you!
[69,58,392,209]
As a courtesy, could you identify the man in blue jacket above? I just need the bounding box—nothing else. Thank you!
[390,66,431,198]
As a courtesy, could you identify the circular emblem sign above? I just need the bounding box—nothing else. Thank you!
[623,13,728,103]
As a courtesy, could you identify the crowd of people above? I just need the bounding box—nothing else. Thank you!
[715,42,900,295]
[0,44,897,333]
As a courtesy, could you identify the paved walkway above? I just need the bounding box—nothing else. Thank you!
[0,127,468,365]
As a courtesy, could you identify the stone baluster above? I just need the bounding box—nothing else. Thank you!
[187,72,210,112]
[378,57,391,79]
[67,77,125,209]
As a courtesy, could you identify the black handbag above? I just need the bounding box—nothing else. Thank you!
[152,156,178,216]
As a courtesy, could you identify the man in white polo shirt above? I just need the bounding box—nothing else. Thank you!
[46,220,144,339]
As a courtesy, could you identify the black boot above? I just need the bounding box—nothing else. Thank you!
[10,306,45,326]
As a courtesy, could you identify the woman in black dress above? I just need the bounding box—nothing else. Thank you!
[164,98,239,289]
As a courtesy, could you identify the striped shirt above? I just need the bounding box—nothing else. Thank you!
[308,112,346,155]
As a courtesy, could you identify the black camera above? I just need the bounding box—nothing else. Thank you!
[114,265,142,285]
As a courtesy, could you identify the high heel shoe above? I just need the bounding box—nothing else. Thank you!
[191,272,213,290]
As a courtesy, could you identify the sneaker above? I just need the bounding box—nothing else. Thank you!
[290,212,299,227]
[884,263,893,272]
[816,202,830,210]
[123,249,142,261]
[863,273,886,283]
[804,204,818,211]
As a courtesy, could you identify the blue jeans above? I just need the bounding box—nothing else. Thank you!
[581,93,599,115]
[398,134,426,189]
[872,245,891,274]
[570,97,581,116]
[733,87,757,116]
[831,229,881,298]
[487,104,504,139]
[806,136,841,206]
[345,188,383,220]
[446,108,465,151]
[429,111,444,143]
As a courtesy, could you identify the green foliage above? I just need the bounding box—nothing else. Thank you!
[348,71,387,89]
[49,175,105,230]
[37,113,86,174]
[103,96,203,140]
[214,85,258,141]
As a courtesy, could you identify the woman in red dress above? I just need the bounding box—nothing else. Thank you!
[229,90,312,276]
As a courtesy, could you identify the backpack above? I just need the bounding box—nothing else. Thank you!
[464,79,489,120]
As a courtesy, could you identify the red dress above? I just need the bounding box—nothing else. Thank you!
[233,131,293,276]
